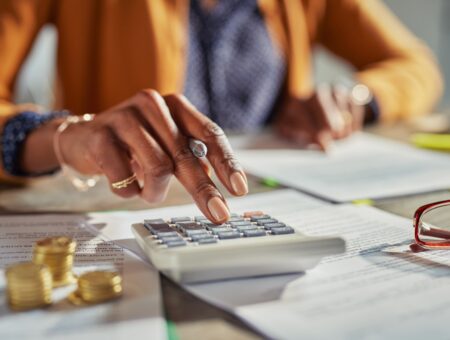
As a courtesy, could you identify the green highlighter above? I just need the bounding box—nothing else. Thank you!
[411,133,450,151]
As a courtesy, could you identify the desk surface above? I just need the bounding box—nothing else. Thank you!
[1,124,449,339]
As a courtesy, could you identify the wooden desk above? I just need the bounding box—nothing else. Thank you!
[1,124,449,339]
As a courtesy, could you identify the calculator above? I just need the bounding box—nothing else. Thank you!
[132,211,345,283]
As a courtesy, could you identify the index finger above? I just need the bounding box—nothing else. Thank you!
[164,94,248,197]
[133,90,231,224]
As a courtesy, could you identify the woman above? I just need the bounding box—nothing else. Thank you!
[0,0,443,222]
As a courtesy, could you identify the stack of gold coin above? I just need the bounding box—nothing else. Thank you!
[5,262,52,310]
[33,237,77,287]
[69,271,123,305]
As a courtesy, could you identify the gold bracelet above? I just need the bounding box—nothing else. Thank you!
[53,114,100,192]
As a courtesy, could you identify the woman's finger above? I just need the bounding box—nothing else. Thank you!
[164,94,248,197]
[87,126,140,198]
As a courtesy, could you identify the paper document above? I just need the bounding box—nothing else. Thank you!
[86,190,450,339]
[174,190,450,339]
[0,214,166,340]
[233,132,450,201]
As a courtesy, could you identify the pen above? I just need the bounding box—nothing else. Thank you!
[189,138,208,158]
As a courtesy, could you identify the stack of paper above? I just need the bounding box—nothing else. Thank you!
[233,132,450,202]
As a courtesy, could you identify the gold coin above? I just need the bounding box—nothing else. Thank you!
[78,271,122,287]
[5,262,52,310]
[68,271,123,305]
[34,237,76,254]
[33,237,77,287]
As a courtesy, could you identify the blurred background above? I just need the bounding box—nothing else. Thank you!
[14,0,450,114]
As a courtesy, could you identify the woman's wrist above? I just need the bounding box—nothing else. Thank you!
[17,113,68,175]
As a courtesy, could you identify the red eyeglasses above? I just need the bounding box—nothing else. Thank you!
[414,199,450,249]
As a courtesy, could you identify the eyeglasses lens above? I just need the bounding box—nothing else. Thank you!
[418,204,450,247]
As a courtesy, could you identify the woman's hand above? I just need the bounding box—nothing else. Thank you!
[274,84,366,150]
[23,90,248,224]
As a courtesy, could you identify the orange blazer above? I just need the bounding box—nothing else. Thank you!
[0,0,444,181]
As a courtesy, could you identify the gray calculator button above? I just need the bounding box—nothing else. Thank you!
[230,221,252,227]
[263,222,286,230]
[194,216,208,222]
[176,221,199,227]
[250,215,271,222]
[191,234,214,242]
[228,217,246,222]
[198,238,218,245]
[206,224,228,230]
[236,225,258,232]
[185,229,209,237]
[257,219,278,226]
[160,236,184,243]
[211,227,231,235]
[166,239,187,247]
[144,218,165,225]
[244,230,267,237]
[170,217,192,223]
[156,231,179,237]
[202,221,224,227]
[218,231,241,240]
[271,226,295,235]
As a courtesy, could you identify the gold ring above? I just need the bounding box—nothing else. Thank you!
[111,174,137,189]
[341,110,353,126]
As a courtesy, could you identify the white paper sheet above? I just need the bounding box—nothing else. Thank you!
[178,190,450,340]
[233,132,450,202]
[87,190,450,339]
[0,214,166,340]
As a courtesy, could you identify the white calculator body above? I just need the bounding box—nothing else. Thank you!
[132,212,345,283]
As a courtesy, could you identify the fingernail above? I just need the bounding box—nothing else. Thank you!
[318,131,332,152]
[207,197,230,222]
[230,172,248,196]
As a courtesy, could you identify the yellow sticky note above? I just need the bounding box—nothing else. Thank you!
[352,199,374,206]
[411,133,450,151]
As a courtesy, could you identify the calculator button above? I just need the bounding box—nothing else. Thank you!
[144,222,171,229]
[170,217,192,223]
[236,225,258,232]
[211,227,231,235]
[230,221,253,227]
[243,230,267,237]
[191,234,214,242]
[159,236,184,243]
[194,216,208,222]
[250,215,271,222]
[271,226,295,235]
[257,219,278,226]
[263,222,286,230]
[149,227,175,235]
[197,238,218,245]
[205,224,228,231]
[156,231,179,238]
[217,231,241,240]
[202,221,229,227]
[243,211,264,218]
[144,218,165,225]
[185,229,209,237]
[166,239,187,247]
[177,222,202,231]
[228,217,246,222]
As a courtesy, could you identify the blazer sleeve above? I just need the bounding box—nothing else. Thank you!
[0,0,54,183]
[315,0,444,122]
